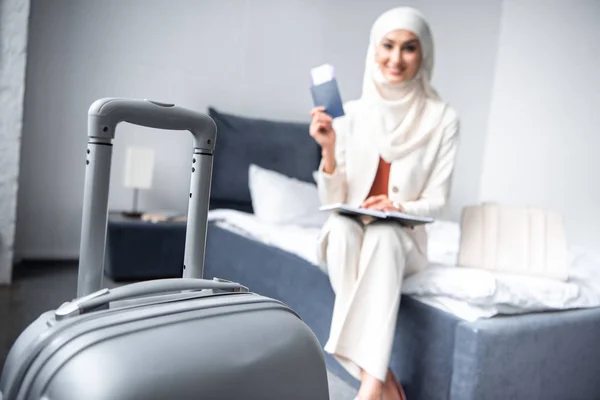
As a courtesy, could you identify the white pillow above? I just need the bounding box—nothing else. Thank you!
[248,164,328,228]
[402,264,583,311]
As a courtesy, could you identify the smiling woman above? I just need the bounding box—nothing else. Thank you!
[309,6,460,400]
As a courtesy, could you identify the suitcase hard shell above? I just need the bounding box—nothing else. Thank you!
[0,98,330,400]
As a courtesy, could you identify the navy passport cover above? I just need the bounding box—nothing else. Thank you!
[311,79,345,119]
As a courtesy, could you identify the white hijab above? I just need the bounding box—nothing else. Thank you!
[353,7,447,162]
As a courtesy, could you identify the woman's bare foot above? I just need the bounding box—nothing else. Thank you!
[382,369,406,400]
[382,375,400,400]
[356,369,383,400]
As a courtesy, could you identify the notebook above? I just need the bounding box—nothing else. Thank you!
[310,64,345,119]
[320,203,434,226]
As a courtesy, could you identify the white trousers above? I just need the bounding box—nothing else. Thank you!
[319,214,427,382]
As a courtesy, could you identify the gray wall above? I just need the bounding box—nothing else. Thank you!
[480,0,600,248]
[1,0,30,283]
[14,0,502,259]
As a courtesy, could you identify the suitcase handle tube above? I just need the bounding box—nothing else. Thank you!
[77,98,217,297]
[57,278,248,320]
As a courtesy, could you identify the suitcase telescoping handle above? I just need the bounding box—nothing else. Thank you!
[78,98,217,297]
[56,278,248,320]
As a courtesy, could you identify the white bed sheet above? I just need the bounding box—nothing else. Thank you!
[207,209,600,321]
[207,209,322,266]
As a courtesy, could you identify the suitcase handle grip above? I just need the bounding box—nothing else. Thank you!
[56,278,248,320]
[78,98,218,298]
[87,98,217,148]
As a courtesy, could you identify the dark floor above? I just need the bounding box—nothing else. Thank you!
[0,260,123,367]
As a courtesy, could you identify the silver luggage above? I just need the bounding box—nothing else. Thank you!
[0,98,330,400]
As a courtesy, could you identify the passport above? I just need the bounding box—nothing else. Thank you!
[310,64,345,119]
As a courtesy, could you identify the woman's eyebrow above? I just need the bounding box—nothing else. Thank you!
[402,39,418,46]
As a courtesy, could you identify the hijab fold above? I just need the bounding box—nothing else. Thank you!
[353,7,447,162]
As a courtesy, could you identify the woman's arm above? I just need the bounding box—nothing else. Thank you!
[401,116,460,218]
[315,116,348,205]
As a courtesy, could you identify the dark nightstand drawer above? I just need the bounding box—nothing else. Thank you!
[105,212,186,281]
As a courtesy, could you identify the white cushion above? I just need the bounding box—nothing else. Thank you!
[248,164,328,228]
[458,202,569,281]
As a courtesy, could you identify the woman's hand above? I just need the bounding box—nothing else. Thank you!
[361,195,404,212]
[309,107,336,151]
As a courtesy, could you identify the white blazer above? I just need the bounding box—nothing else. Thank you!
[315,102,460,256]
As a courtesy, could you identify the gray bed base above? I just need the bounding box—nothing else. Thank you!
[204,222,600,400]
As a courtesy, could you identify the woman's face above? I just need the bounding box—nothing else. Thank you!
[375,29,422,83]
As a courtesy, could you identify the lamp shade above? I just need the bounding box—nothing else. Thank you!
[123,146,155,189]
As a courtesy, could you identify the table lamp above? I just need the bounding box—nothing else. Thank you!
[122,146,155,218]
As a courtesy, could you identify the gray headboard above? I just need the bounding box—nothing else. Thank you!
[207,107,321,213]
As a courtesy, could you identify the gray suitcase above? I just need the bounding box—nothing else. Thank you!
[0,98,330,400]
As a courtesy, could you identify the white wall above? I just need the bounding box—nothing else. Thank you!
[14,0,502,259]
[0,0,30,283]
[480,0,600,249]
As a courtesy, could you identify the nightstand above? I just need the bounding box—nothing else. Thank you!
[104,212,187,281]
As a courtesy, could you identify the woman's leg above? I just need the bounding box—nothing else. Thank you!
[323,214,365,295]
[325,221,424,398]
[322,215,365,358]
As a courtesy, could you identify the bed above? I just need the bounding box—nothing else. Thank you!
[202,107,600,400]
